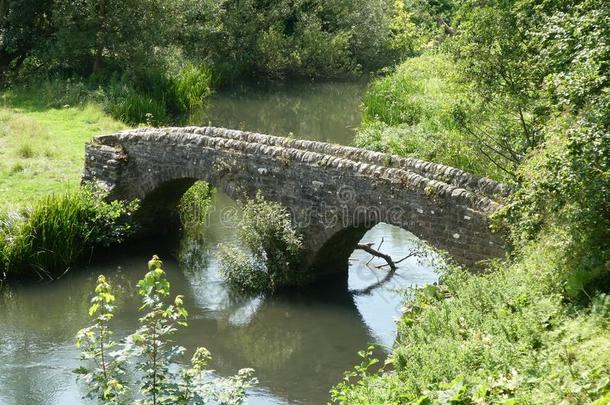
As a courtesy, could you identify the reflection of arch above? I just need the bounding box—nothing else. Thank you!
[177,275,377,405]
[84,126,507,276]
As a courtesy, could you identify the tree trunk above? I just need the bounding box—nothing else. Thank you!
[0,49,15,81]
[93,0,107,74]
[0,0,7,28]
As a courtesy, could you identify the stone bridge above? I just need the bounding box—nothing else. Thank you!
[82,127,508,276]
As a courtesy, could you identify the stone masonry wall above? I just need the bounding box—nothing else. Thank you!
[83,127,507,275]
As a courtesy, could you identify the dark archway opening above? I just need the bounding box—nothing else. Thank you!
[135,177,199,237]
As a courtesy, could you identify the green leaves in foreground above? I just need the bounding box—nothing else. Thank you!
[75,256,257,404]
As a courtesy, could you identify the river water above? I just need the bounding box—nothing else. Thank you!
[0,81,439,405]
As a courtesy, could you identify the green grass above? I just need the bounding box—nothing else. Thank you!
[0,187,138,278]
[355,52,507,181]
[0,93,126,209]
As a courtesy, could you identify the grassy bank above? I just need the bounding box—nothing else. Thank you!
[0,94,126,209]
[355,53,510,181]
[0,92,140,279]
[331,229,610,403]
[0,187,138,279]
[337,1,610,399]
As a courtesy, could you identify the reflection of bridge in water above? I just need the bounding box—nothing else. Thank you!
[84,126,508,275]
[172,261,381,405]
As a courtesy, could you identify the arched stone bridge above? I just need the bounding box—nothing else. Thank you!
[83,127,508,275]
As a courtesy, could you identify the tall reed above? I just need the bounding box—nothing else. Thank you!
[0,187,138,278]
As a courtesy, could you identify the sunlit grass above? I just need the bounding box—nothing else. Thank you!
[0,95,127,210]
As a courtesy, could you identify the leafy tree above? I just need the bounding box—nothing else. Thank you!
[0,0,54,78]
[448,0,547,176]
[496,0,610,294]
[190,0,403,81]
[50,0,173,75]
[75,274,127,403]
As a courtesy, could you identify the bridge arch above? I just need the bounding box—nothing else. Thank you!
[83,126,507,274]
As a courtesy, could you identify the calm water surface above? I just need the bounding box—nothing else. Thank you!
[0,81,440,405]
[195,80,368,144]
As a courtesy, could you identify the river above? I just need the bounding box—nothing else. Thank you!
[0,81,439,405]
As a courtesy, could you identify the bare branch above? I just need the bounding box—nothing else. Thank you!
[357,243,397,271]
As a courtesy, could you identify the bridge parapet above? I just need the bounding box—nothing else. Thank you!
[84,126,508,273]
[122,127,510,200]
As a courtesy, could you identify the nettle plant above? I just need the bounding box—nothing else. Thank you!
[75,256,256,404]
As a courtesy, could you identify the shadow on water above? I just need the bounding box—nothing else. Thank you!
[171,192,380,404]
[0,195,439,405]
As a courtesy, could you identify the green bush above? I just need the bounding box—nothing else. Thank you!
[9,68,215,127]
[335,0,610,401]
[173,65,213,112]
[178,181,215,235]
[217,194,304,294]
[0,186,138,278]
[38,78,105,108]
[107,90,169,127]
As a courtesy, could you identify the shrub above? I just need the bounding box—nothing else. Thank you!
[75,256,257,404]
[8,69,215,127]
[0,186,139,278]
[331,234,610,403]
[107,91,168,127]
[39,78,104,108]
[217,194,304,294]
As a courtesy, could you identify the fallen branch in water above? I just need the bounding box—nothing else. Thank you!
[357,242,395,270]
[351,246,417,296]
[374,253,415,269]
[366,237,384,266]
[356,242,413,271]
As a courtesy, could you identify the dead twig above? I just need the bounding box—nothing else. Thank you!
[357,241,397,271]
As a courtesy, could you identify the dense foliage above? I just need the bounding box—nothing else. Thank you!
[75,256,256,404]
[218,194,304,294]
[1,0,608,402]
[0,0,415,125]
[0,0,411,102]
[178,181,215,236]
[331,239,610,403]
[355,53,503,178]
[190,0,409,81]
[0,186,138,278]
[334,0,610,403]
